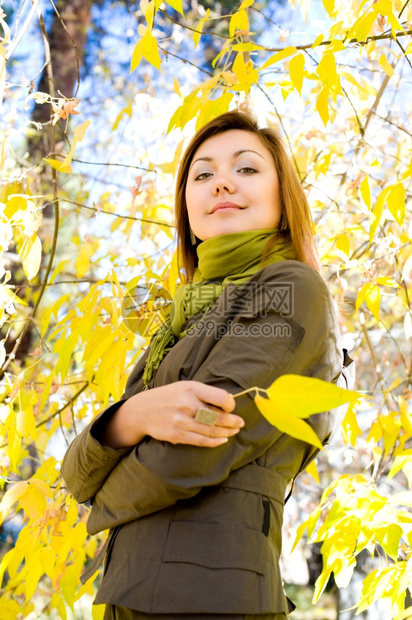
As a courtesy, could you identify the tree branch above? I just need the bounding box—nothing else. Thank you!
[1,7,60,375]
[47,0,81,97]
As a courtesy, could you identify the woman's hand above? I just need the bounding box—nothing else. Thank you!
[98,380,243,450]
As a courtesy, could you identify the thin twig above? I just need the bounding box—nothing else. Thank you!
[261,29,412,54]
[158,45,213,76]
[371,110,412,137]
[159,8,232,40]
[60,197,175,228]
[5,0,41,61]
[35,381,89,430]
[232,386,267,399]
[398,0,411,19]
[395,37,412,70]
[255,83,302,180]
[341,85,365,137]
[71,158,155,172]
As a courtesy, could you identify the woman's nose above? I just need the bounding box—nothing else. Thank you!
[212,174,235,195]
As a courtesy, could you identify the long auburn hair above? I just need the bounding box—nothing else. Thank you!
[174,110,320,282]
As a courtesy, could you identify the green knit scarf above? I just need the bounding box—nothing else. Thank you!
[142,228,297,389]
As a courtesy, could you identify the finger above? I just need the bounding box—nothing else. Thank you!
[191,381,236,413]
[192,420,241,438]
[175,432,231,448]
[214,412,245,429]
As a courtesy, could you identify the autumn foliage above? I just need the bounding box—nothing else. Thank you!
[1,0,412,617]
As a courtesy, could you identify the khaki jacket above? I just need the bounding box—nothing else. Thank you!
[61,261,344,615]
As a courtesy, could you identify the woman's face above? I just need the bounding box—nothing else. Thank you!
[185,129,282,241]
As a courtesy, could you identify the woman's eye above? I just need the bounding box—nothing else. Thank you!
[194,172,212,181]
[238,167,257,174]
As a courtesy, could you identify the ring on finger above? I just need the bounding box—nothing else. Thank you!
[194,407,219,426]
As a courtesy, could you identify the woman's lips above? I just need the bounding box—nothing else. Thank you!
[211,202,244,213]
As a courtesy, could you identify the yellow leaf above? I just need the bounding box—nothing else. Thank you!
[402,254,412,282]
[112,101,133,131]
[195,92,234,129]
[360,175,371,208]
[349,8,378,42]
[379,53,394,77]
[335,233,350,259]
[341,400,362,446]
[74,241,98,278]
[173,76,181,97]
[317,51,337,89]
[240,0,254,7]
[0,284,27,307]
[142,28,161,70]
[322,0,335,17]
[356,282,381,322]
[193,9,209,49]
[314,152,331,178]
[43,158,73,173]
[232,51,249,83]
[327,39,346,52]
[130,37,143,73]
[289,53,305,94]
[311,33,325,48]
[92,605,106,620]
[375,524,402,560]
[266,374,361,418]
[316,87,329,125]
[305,460,320,484]
[19,234,42,280]
[16,408,37,441]
[229,9,249,38]
[165,0,184,15]
[51,593,67,620]
[260,46,297,70]
[386,182,405,225]
[19,481,48,520]
[0,481,28,523]
[255,393,324,450]
[375,276,399,287]
[156,140,184,175]
[233,42,264,52]
[369,186,388,243]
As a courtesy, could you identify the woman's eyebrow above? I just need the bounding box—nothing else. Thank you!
[190,149,265,170]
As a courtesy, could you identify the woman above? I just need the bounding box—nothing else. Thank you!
[61,110,344,619]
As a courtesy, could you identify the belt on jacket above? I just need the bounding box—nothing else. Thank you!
[219,464,288,503]
[80,464,288,584]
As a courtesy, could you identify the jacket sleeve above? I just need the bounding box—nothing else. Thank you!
[79,262,343,535]
[60,350,149,503]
